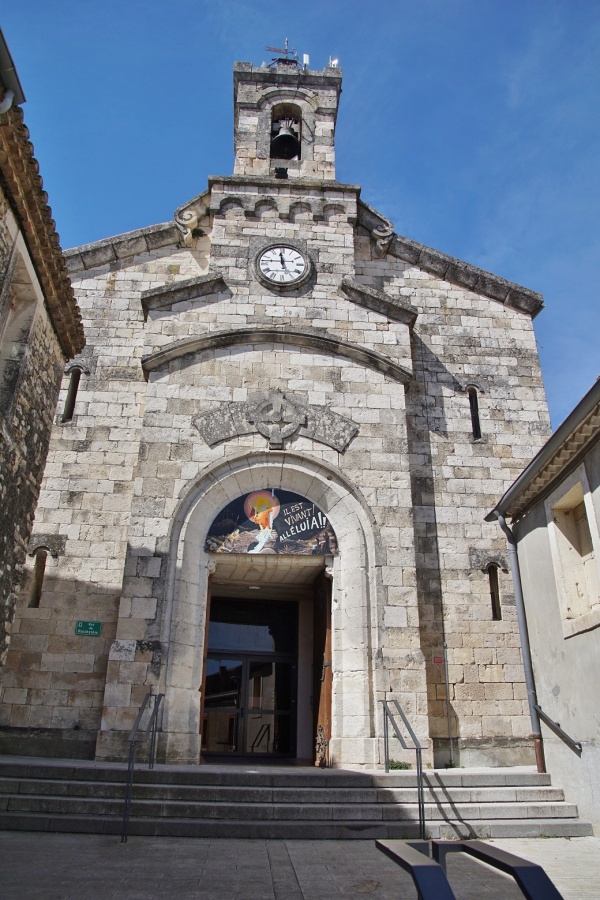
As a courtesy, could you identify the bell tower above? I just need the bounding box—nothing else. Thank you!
[233,58,342,180]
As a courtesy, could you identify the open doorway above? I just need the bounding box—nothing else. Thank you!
[200,557,331,764]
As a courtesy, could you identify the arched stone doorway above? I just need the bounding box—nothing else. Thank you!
[159,450,382,767]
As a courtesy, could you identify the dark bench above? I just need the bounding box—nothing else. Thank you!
[376,838,564,900]
[432,839,564,900]
[376,840,456,899]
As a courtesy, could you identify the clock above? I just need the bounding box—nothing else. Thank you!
[255,243,311,290]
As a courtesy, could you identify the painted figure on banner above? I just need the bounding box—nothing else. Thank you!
[205,490,338,556]
[245,490,280,554]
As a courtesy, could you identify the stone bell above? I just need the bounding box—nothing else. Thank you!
[270,120,301,160]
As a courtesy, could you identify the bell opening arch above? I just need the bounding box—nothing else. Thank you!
[158,449,384,768]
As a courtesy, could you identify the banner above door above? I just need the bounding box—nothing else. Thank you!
[205,489,338,556]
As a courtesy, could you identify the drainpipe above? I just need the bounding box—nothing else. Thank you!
[494,513,545,773]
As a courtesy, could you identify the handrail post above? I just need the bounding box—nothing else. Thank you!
[383,701,390,773]
[121,739,137,843]
[121,691,164,843]
[149,694,160,769]
[381,697,426,839]
[415,746,425,840]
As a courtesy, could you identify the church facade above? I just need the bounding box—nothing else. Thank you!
[0,59,551,768]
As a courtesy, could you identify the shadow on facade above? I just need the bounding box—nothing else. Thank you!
[0,571,123,760]
[406,334,462,765]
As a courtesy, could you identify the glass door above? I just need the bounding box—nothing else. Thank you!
[244,659,294,754]
[202,656,244,754]
[202,597,298,759]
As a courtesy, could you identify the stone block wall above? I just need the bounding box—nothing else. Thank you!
[1,178,551,766]
[0,238,205,749]
[355,227,551,763]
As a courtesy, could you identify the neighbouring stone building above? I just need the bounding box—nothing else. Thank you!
[0,55,552,767]
[487,378,600,829]
[0,31,84,669]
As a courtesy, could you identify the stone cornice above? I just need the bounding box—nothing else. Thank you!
[141,272,226,319]
[234,62,342,105]
[340,276,417,327]
[357,201,544,318]
[64,222,180,274]
[0,103,84,357]
[142,326,412,384]
[208,174,361,195]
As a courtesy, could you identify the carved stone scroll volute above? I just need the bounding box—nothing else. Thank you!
[174,191,210,246]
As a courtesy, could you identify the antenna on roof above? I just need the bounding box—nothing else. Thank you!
[266,37,299,68]
[329,56,339,68]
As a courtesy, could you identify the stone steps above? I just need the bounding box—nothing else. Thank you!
[0,759,592,839]
[0,777,569,805]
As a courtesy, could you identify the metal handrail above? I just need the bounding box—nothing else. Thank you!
[534,703,582,755]
[121,691,164,843]
[250,722,271,752]
[382,699,426,840]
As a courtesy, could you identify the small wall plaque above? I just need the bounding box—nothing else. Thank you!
[75,620,102,636]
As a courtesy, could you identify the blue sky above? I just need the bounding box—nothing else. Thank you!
[3,1,599,427]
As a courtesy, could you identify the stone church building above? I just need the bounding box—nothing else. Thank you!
[0,58,551,769]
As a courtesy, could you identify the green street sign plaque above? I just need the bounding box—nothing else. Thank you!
[75,620,102,636]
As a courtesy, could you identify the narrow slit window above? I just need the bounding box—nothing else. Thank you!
[468,387,481,440]
[488,564,501,620]
[62,368,81,422]
[29,550,47,608]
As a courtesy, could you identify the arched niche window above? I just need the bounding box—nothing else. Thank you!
[467,386,482,440]
[61,366,84,422]
[29,549,48,608]
[270,103,302,161]
[487,563,502,620]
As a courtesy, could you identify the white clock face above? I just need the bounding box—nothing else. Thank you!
[257,245,308,287]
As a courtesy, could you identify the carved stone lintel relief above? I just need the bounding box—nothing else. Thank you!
[193,389,359,452]
[28,534,67,559]
[247,390,306,449]
[109,639,137,661]
[469,548,509,574]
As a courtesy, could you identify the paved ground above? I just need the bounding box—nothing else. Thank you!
[0,832,599,899]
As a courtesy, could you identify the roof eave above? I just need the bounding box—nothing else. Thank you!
[357,200,544,317]
[486,379,600,523]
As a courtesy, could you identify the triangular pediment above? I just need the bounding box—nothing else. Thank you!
[357,200,544,317]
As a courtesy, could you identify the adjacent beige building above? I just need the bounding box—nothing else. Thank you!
[0,57,551,768]
[487,378,600,829]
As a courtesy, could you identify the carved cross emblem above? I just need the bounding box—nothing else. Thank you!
[247,390,306,449]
